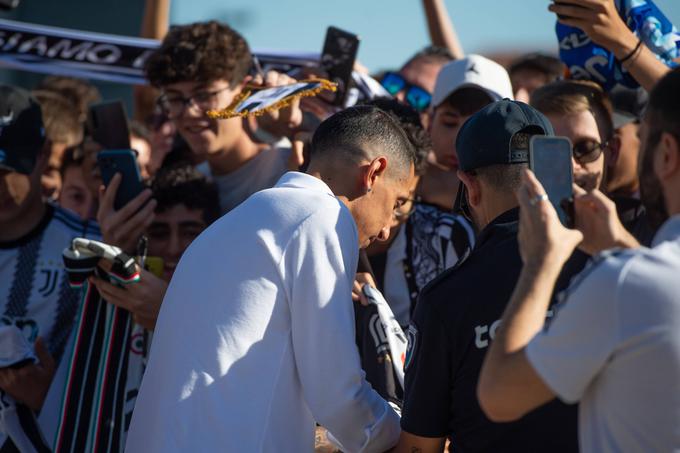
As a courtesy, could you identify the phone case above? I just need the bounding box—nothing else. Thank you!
[97,150,145,210]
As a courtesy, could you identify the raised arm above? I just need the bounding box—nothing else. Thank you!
[549,0,670,92]
[422,0,464,59]
[134,0,170,121]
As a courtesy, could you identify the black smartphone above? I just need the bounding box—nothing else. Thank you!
[87,101,131,150]
[529,136,574,226]
[97,150,145,210]
[320,26,360,106]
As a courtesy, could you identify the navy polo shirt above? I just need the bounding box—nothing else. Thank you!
[401,207,587,452]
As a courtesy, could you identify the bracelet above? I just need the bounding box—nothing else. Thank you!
[619,39,643,65]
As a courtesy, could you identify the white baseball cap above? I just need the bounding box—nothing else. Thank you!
[431,54,514,108]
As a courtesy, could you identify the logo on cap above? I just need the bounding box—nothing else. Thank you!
[466,63,479,75]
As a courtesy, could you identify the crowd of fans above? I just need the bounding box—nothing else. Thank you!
[1,0,679,451]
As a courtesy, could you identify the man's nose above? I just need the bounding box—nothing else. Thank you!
[376,226,391,242]
[394,91,406,102]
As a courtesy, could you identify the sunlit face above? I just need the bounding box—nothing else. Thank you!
[42,142,67,200]
[131,135,152,180]
[59,165,94,220]
[399,58,442,95]
[0,158,43,224]
[546,110,606,192]
[430,103,471,171]
[160,80,243,160]
[146,204,207,281]
[351,163,416,249]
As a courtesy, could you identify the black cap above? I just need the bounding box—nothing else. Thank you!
[609,87,647,129]
[456,99,554,172]
[0,85,46,175]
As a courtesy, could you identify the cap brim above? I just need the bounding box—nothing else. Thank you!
[433,84,502,108]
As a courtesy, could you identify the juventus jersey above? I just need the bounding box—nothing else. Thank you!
[0,204,100,365]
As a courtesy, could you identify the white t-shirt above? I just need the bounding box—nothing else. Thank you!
[126,172,400,453]
[527,215,680,453]
[212,145,291,214]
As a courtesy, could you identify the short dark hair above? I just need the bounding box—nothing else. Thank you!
[646,67,680,143]
[362,97,431,175]
[441,87,494,116]
[151,165,220,224]
[145,21,252,88]
[402,45,455,69]
[309,105,416,178]
[59,146,83,180]
[508,53,564,80]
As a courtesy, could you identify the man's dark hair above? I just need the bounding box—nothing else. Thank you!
[151,164,220,224]
[363,97,431,175]
[508,53,564,81]
[402,45,455,69]
[646,67,680,143]
[145,21,251,88]
[442,87,494,116]
[309,105,416,178]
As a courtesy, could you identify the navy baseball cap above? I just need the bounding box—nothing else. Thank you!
[456,99,554,172]
[0,85,46,175]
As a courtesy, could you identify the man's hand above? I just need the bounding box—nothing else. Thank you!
[517,170,583,269]
[352,272,377,306]
[548,0,634,51]
[0,338,56,412]
[97,173,157,253]
[252,71,304,139]
[572,185,640,255]
[90,266,167,330]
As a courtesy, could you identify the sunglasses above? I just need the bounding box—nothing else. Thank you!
[572,139,608,164]
[381,72,432,112]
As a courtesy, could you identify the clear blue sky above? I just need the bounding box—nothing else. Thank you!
[171,0,680,72]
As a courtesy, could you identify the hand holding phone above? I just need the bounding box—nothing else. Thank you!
[529,136,574,227]
[97,150,146,211]
[320,26,360,106]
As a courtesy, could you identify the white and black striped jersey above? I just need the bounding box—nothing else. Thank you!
[0,204,100,365]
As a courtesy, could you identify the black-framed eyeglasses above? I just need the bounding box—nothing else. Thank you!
[394,196,421,220]
[572,139,608,164]
[156,86,231,119]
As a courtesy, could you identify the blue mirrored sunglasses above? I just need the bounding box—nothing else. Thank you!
[380,72,432,112]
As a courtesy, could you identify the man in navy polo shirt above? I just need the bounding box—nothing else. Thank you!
[396,100,587,452]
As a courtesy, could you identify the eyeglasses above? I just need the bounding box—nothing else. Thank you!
[157,86,231,119]
[381,72,432,113]
[572,139,608,164]
[394,196,421,220]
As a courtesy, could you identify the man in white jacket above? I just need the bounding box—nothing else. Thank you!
[126,105,416,452]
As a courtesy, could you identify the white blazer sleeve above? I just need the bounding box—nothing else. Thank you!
[282,208,400,452]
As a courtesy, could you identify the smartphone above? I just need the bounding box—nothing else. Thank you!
[320,26,360,106]
[529,136,574,226]
[87,101,131,150]
[97,150,145,210]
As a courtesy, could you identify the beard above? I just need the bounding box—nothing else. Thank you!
[639,135,669,231]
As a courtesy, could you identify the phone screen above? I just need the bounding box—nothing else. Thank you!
[529,136,574,226]
[320,26,360,106]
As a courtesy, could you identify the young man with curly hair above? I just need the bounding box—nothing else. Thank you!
[145,21,290,213]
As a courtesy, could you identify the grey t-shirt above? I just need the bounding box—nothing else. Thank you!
[212,146,291,214]
[527,215,680,453]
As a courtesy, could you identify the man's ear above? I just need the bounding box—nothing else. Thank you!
[364,156,388,192]
[457,170,481,207]
[657,132,680,180]
[606,134,621,169]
